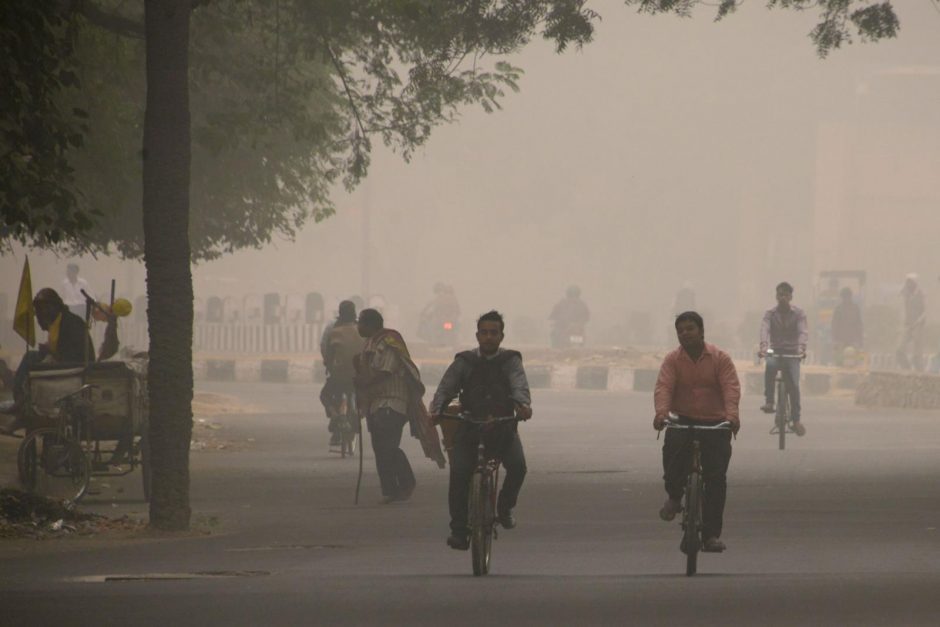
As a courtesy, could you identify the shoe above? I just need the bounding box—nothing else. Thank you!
[659,497,682,521]
[792,422,806,436]
[379,495,397,505]
[497,509,516,529]
[760,403,775,414]
[393,484,415,502]
[703,537,726,552]
[447,533,469,551]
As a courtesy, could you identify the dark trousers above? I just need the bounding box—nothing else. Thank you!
[366,408,415,498]
[449,424,526,534]
[13,351,46,404]
[320,378,353,429]
[764,356,802,421]
[662,423,732,540]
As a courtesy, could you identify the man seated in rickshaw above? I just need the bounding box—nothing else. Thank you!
[1,287,118,434]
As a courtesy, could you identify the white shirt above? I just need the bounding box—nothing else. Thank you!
[61,276,91,307]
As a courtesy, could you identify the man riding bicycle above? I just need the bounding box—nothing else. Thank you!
[654,311,740,553]
[319,300,365,446]
[759,282,808,436]
[430,310,532,551]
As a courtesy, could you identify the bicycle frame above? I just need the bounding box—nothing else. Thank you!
[662,416,731,576]
[440,412,519,576]
[761,352,802,449]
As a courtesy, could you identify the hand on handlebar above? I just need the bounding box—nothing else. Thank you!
[653,414,667,431]
[515,403,532,421]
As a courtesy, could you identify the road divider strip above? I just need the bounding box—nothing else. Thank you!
[193,358,930,402]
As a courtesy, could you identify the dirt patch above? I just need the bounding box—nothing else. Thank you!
[0,488,145,540]
[190,391,258,452]
[192,391,261,416]
[190,418,254,452]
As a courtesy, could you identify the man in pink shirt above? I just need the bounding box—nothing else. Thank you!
[653,311,741,553]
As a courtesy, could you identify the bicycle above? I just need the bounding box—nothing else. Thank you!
[759,350,803,450]
[17,384,96,503]
[439,412,521,576]
[327,389,358,459]
[660,415,733,577]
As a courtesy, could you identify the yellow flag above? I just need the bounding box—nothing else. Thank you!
[13,256,35,347]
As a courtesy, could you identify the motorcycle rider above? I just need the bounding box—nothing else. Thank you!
[430,310,532,551]
[549,285,590,348]
[418,283,461,346]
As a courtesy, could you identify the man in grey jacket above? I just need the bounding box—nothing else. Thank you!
[759,282,808,436]
[430,310,532,551]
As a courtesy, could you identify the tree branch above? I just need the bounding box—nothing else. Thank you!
[324,43,366,141]
[73,1,144,39]
[71,1,210,39]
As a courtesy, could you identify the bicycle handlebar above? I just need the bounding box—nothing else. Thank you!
[758,350,804,360]
[438,412,521,425]
[663,418,733,431]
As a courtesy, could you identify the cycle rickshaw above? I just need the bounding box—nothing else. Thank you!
[16,358,151,503]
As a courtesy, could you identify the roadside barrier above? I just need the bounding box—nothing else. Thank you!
[83,321,326,354]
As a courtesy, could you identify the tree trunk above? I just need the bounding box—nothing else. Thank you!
[143,0,193,531]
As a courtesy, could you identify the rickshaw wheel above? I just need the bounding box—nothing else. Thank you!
[17,428,91,503]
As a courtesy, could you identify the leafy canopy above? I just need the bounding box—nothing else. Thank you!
[626,1,900,58]
[2,1,902,259]
[2,0,597,261]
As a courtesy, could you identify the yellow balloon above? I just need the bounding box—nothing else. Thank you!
[112,298,133,317]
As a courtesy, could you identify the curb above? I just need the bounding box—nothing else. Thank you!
[192,358,862,397]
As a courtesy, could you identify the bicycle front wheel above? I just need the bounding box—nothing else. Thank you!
[684,472,702,576]
[17,428,90,503]
[469,472,492,576]
[776,379,788,451]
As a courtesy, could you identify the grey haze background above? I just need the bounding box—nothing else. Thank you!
[3,1,939,349]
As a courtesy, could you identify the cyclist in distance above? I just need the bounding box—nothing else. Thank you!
[654,311,741,553]
[759,282,808,436]
[430,310,532,551]
[319,300,365,446]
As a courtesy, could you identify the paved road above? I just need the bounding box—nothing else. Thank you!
[2,383,940,626]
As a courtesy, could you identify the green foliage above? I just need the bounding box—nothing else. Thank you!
[1,0,904,259]
[627,0,900,57]
[2,0,597,261]
[0,1,96,248]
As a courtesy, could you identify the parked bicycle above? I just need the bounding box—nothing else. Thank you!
[439,412,521,576]
[660,414,733,576]
[759,350,804,450]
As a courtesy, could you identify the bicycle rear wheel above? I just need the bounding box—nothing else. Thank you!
[776,379,788,451]
[17,428,90,503]
[341,410,357,458]
[684,472,702,576]
[470,472,492,576]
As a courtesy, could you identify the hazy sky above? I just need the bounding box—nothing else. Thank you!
[3,1,939,348]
